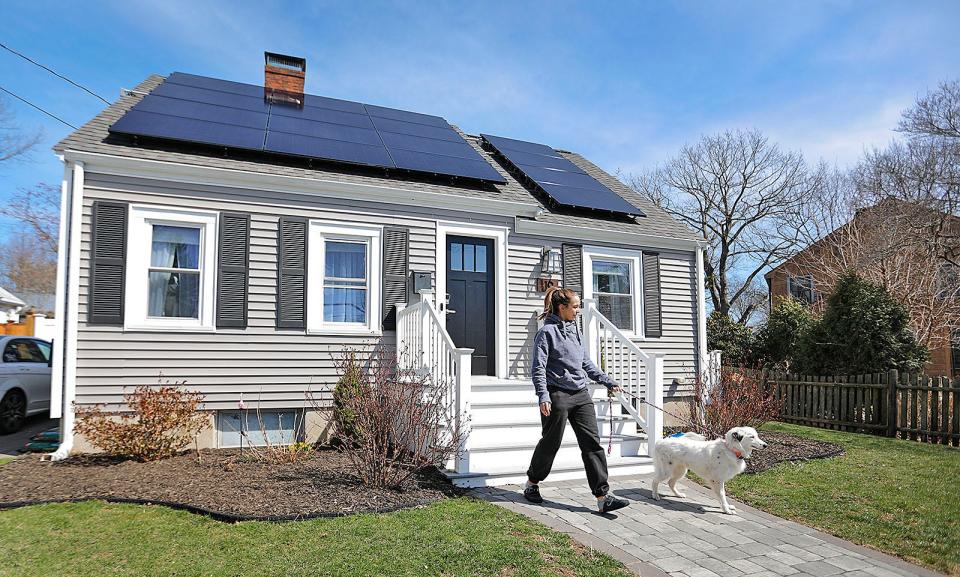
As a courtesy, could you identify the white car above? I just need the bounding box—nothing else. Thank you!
[0,337,52,434]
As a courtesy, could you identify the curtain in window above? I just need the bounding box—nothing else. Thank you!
[323,241,367,323]
[148,225,201,318]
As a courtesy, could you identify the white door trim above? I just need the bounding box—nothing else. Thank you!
[435,221,509,379]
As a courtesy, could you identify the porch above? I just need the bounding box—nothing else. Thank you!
[396,290,665,488]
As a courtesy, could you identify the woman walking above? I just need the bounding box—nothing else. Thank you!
[524,287,630,513]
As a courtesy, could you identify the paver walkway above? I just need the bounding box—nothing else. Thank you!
[472,474,944,577]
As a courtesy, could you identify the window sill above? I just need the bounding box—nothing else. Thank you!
[306,327,383,337]
[123,324,216,333]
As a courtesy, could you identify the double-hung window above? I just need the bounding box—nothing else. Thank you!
[125,206,218,331]
[583,248,643,335]
[787,274,816,304]
[307,222,382,334]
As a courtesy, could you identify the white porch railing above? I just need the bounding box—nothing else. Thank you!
[582,298,664,453]
[396,290,472,473]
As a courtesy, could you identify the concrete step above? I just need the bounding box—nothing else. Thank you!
[465,434,648,475]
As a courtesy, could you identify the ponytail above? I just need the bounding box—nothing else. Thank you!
[539,286,579,320]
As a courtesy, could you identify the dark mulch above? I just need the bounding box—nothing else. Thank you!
[0,448,459,521]
[663,427,844,474]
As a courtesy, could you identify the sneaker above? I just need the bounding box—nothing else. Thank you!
[598,494,629,513]
[523,483,544,504]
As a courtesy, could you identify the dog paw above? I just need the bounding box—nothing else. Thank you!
[651,493,660,500]
[723,508,738,515]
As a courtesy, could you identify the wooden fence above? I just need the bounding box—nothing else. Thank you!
[760,370,959,446]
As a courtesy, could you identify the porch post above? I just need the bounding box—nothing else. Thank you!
[454,347,473,473]
[645,353,665,457]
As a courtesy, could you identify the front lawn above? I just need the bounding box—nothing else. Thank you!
[0,498,630,577]
[726,422,959,575]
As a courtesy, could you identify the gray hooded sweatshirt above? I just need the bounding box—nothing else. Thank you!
[532,313,617,405]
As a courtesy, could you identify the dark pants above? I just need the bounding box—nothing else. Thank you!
[526,388,610,497]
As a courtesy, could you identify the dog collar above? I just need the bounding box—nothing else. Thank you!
[727,444,744,460]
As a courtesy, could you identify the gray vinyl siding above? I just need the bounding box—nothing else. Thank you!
[506,237,700,397]
[76,174,434,411]
[75,172,700,413]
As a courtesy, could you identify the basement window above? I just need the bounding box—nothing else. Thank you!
[217,410,303,448]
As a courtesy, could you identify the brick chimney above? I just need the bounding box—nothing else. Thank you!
[264,52,306,106]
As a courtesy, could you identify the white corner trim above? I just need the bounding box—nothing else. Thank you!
[306,220,383,335]
[696,247,708,377]
[582,245,645,340]
[435,221,509,379]
[62,149,541,219]
[124,205,219,332]
[515,217,703,252]
[51,160,85,461]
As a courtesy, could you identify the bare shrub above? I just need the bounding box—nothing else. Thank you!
[689,366,782,438]
[231,402,313,465]
[74,378,208,461]
[311,347,465,489]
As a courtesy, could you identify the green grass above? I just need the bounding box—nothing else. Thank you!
[0,497,630,577]
[0,457,12,466]
[724,422,960,575]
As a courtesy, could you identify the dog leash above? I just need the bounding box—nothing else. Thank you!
[611,388,723,439]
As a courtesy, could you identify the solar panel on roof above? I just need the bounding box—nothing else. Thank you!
[108,72,506,184]
[480,134,644,216]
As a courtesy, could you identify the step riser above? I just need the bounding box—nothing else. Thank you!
[465,440,648,474]
[452,463,656,488]
[469,421,638,446]
[471,385,632,407]
[471,403,633,425]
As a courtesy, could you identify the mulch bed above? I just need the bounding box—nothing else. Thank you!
[664,427,844,473]
[0,448,459,522]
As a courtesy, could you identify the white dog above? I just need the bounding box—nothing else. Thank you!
[651,426,767,514]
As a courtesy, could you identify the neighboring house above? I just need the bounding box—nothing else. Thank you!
[0,287,26,323]
[49,53,707,485]
[765,199,960,378]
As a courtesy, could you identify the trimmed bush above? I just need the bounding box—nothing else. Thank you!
[331,350,365,444]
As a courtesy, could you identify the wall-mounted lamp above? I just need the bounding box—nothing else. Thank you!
[536,246,563,292]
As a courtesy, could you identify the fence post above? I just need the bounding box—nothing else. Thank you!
[886,369,898,438]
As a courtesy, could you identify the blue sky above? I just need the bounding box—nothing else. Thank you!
[1,1,959,238]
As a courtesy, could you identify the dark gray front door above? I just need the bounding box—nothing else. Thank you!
[446,235,495,376]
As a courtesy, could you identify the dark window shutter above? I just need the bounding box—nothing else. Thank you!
[277,216,307,329]
[217,213,250,328]
[382,226,410,330]
[89,201,128,325]
[642,252,662,338]
[562,244,583,294]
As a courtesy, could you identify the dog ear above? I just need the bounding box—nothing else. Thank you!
[732,432,743,442]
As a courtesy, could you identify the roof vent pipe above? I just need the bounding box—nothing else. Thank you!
[264,51,306,107]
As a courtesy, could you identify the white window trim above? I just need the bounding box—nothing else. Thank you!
[582,246,644,339]
[435,221,509,379]
[124,205,218,332]
[307,221,382,335]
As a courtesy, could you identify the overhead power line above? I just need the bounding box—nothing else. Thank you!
[0,42,111,105]
[0,84,77,129]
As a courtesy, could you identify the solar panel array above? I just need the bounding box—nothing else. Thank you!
[109,72,506,183]
[480,134,644,216]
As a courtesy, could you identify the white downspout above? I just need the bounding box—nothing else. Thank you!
[51,160,84,461]
[49,158,72,419]
[695,244,708,379]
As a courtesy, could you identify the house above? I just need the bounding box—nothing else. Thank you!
[0,287,26,323]
[765,198,960,378]
[48,53,707,486]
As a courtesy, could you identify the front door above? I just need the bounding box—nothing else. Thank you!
[446,236,495,376]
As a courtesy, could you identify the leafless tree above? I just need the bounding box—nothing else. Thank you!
[0,228,57,294]
[0,98,42,164]
[629,129,817,324]
[0,184,60,254]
